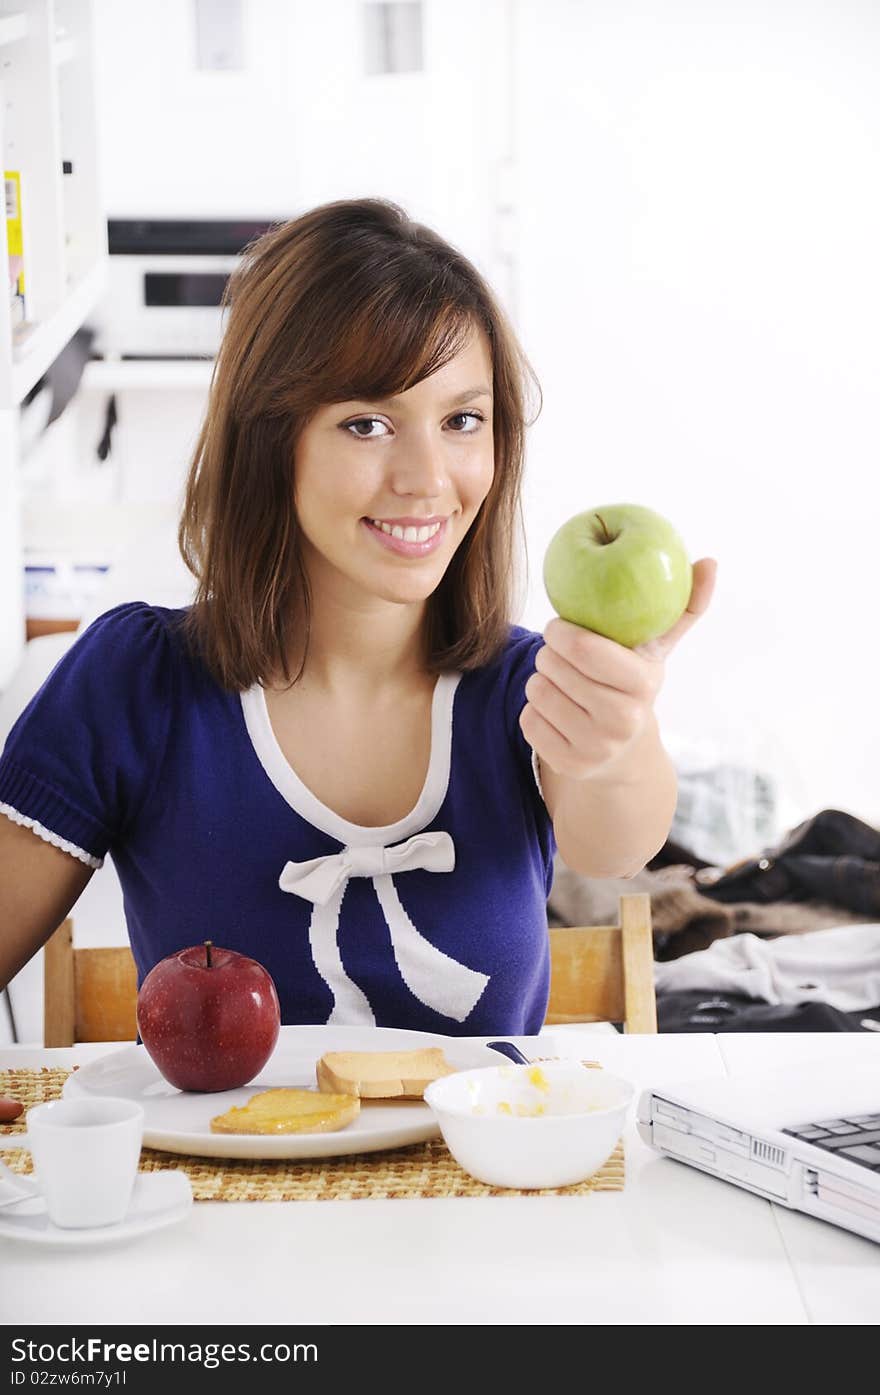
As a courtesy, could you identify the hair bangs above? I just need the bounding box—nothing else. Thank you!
[319,285,479,409]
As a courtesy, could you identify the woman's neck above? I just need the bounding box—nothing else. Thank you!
[282,591,431,698]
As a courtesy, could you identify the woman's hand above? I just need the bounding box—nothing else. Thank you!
[520,558,718,782]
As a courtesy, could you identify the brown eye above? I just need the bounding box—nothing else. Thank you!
[447,412,484,433]
[343,418,390,439]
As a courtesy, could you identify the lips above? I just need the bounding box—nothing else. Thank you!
[362,516,449,558]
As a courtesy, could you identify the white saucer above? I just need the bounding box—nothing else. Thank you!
[0,1170,193,1248]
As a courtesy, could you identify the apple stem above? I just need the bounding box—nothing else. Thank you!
[594,512,616,545]
[204,940,213,969]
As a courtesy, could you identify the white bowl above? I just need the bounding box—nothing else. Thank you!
[424,1060,634,1190]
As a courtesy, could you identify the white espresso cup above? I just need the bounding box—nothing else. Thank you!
[0,1096,144,1229]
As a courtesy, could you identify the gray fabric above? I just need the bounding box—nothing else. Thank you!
[547,856,876,960]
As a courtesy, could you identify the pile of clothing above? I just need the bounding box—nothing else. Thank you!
[547,808,880,1032]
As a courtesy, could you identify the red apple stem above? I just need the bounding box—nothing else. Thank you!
[204,940,213,968]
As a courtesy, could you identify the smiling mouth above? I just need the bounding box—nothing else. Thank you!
[362,516,450,556]
[367,518,444,542]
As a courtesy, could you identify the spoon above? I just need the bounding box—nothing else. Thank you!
[486,1040,531,1065]
[487,1041,601,1071]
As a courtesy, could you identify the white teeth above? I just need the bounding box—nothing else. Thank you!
[370,519,442,543]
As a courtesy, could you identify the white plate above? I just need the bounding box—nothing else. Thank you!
[0,1172,193,1248]
[61,1025,532,1159]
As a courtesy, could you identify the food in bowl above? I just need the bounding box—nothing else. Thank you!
[423,1061,634,1189]
[210,1087,359,1135]
[316,1047,456,1099]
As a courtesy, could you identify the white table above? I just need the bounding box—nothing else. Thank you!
[1,1031,878,1327]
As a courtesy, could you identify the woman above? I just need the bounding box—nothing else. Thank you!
[0,198,716,1033]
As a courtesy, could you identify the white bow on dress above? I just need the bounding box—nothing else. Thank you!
[279,830,489,1025]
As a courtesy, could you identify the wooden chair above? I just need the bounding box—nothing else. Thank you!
[44,919,138,1047]
[43,892,656,1045]
[546,892,657,1033]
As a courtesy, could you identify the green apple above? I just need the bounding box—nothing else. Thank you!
[543,503,692,647]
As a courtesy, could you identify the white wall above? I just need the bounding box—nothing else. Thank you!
[514,0,880,826]
[89,0,514,296]
[79,0,880,827]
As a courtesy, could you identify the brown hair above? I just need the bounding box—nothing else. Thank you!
[177,197,541,690]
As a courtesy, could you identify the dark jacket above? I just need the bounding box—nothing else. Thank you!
[684,808,880,915]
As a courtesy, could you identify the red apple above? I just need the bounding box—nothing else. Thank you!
[136,941,281,1092]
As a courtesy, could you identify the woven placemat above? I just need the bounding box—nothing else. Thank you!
[0,1066,624,1200]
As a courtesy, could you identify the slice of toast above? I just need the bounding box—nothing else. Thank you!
[210,1087,360,1134]
[315,1047,457,1100]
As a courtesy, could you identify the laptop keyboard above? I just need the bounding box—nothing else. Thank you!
[783,1115,880,1171]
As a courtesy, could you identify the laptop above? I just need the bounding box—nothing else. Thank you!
[637,1058,880,1244]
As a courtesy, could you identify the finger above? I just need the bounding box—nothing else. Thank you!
[526,670,642,751]
[534,644,659,721]
[635,557,718,660]
[542,616,660,696]
[519,702,574,772]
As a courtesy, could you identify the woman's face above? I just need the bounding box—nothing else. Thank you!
[293,327,495,611]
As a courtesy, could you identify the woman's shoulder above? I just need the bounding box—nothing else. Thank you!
[463,623,544,688]
[49,601,209,718]
[500,622,544,667]
[75,599,188,646]
[454,623,544,734]
[0,603,200,863]
[71,601,198,676]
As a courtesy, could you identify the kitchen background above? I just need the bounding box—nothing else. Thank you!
[2,0,879,1042]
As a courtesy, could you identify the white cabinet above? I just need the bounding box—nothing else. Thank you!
[0,0,107,688]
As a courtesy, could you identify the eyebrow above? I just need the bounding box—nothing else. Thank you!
[347,385,493,411]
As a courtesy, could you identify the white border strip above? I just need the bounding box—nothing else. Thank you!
[0,803,103,870]
[240,673,461,847]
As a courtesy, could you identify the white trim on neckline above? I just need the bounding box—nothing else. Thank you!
[239,672,462,847]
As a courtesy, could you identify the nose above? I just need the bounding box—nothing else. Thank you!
[388,430,448,500]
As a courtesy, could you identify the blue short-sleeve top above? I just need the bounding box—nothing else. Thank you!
[0,603,556,1034]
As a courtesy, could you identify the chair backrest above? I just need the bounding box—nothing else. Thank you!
[44,919,138,1047]
[43,892,656,1045]
[545,892,657,1033]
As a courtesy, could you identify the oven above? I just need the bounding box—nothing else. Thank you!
[92,217,281,359]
